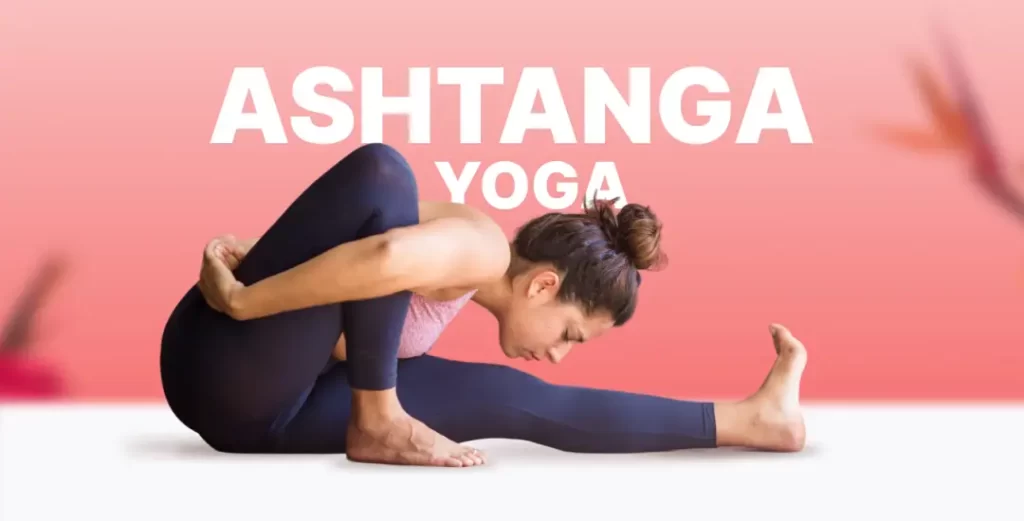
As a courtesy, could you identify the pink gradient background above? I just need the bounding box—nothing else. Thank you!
[1,0,1022,401]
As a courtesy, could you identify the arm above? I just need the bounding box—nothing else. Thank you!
[227,212,509,320]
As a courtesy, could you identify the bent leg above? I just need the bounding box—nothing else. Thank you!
[161,144,419,448]
[232,142,420,393]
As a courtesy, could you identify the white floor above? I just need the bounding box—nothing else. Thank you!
[1,404,1022,521]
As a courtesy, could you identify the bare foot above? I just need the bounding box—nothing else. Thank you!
[740,324,808,452]
[346,413,486,467]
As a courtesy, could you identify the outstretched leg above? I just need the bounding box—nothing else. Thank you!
[413,324,805,453]
[271,325,806,454]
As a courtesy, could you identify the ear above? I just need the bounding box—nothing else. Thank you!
[527,269,561,300]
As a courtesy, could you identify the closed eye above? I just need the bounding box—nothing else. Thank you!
[562,330,584,344]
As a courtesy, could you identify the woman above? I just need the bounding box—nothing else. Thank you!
[160,143,808,467]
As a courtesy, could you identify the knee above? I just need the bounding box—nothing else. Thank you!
[343,143,417,195]
[316,143,419,225]
[350,142,404,164]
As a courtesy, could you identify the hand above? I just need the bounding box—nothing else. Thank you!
[207,234,256,270]
[198,235,251,318]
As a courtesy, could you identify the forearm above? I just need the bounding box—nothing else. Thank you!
[227,217,505,321]
[230,232,408,320]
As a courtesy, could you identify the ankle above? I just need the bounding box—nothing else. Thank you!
[712,401,759,447]
[714,398,806,451]
[351,389,405,429]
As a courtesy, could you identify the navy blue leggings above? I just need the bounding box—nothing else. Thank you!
[159,143,717,454]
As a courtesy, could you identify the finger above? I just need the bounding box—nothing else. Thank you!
[208,256,236,279]
[216,250,239,270]
[209,246,241,270]
[205,236,236,260]
[211,234,234,246]
[226,245,247,266]
[240,237,259,252]
[204,250,233,272]
[204,241,220,262]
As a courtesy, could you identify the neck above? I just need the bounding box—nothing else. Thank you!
[473,274,513,317]
[471,245,516,320]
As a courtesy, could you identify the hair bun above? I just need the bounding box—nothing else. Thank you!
[585,198,666,270]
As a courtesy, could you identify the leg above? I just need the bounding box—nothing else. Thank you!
[162,144,478,464]
[265,358,711,453]
[270,325,807,455]
[405,324,806,453]
[163,143,415,441]
[232,143,418,394]
[399,357,717,453]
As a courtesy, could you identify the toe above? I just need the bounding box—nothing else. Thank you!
[468,448,485,465]
[442,456,464,468]
[769,323,790,338]
[457,446,485,466]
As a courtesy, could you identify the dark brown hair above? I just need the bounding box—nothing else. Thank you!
[510,198,666,326]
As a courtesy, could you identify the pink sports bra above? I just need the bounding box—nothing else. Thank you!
[396,290,476,358]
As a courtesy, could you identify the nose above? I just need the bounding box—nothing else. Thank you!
[546,343,574,364]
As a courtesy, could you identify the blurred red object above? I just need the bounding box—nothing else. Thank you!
[0,254,69,400]
[0,355,65,400]
[872,27,1024,222]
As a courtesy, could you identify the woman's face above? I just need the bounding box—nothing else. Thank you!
[496,268,615,364]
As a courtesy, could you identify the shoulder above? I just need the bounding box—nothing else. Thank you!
[416,201,510,277]
[419,200,494,225]
[419,201,505,241]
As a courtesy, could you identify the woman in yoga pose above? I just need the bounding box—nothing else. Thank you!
[160,143,808,467]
